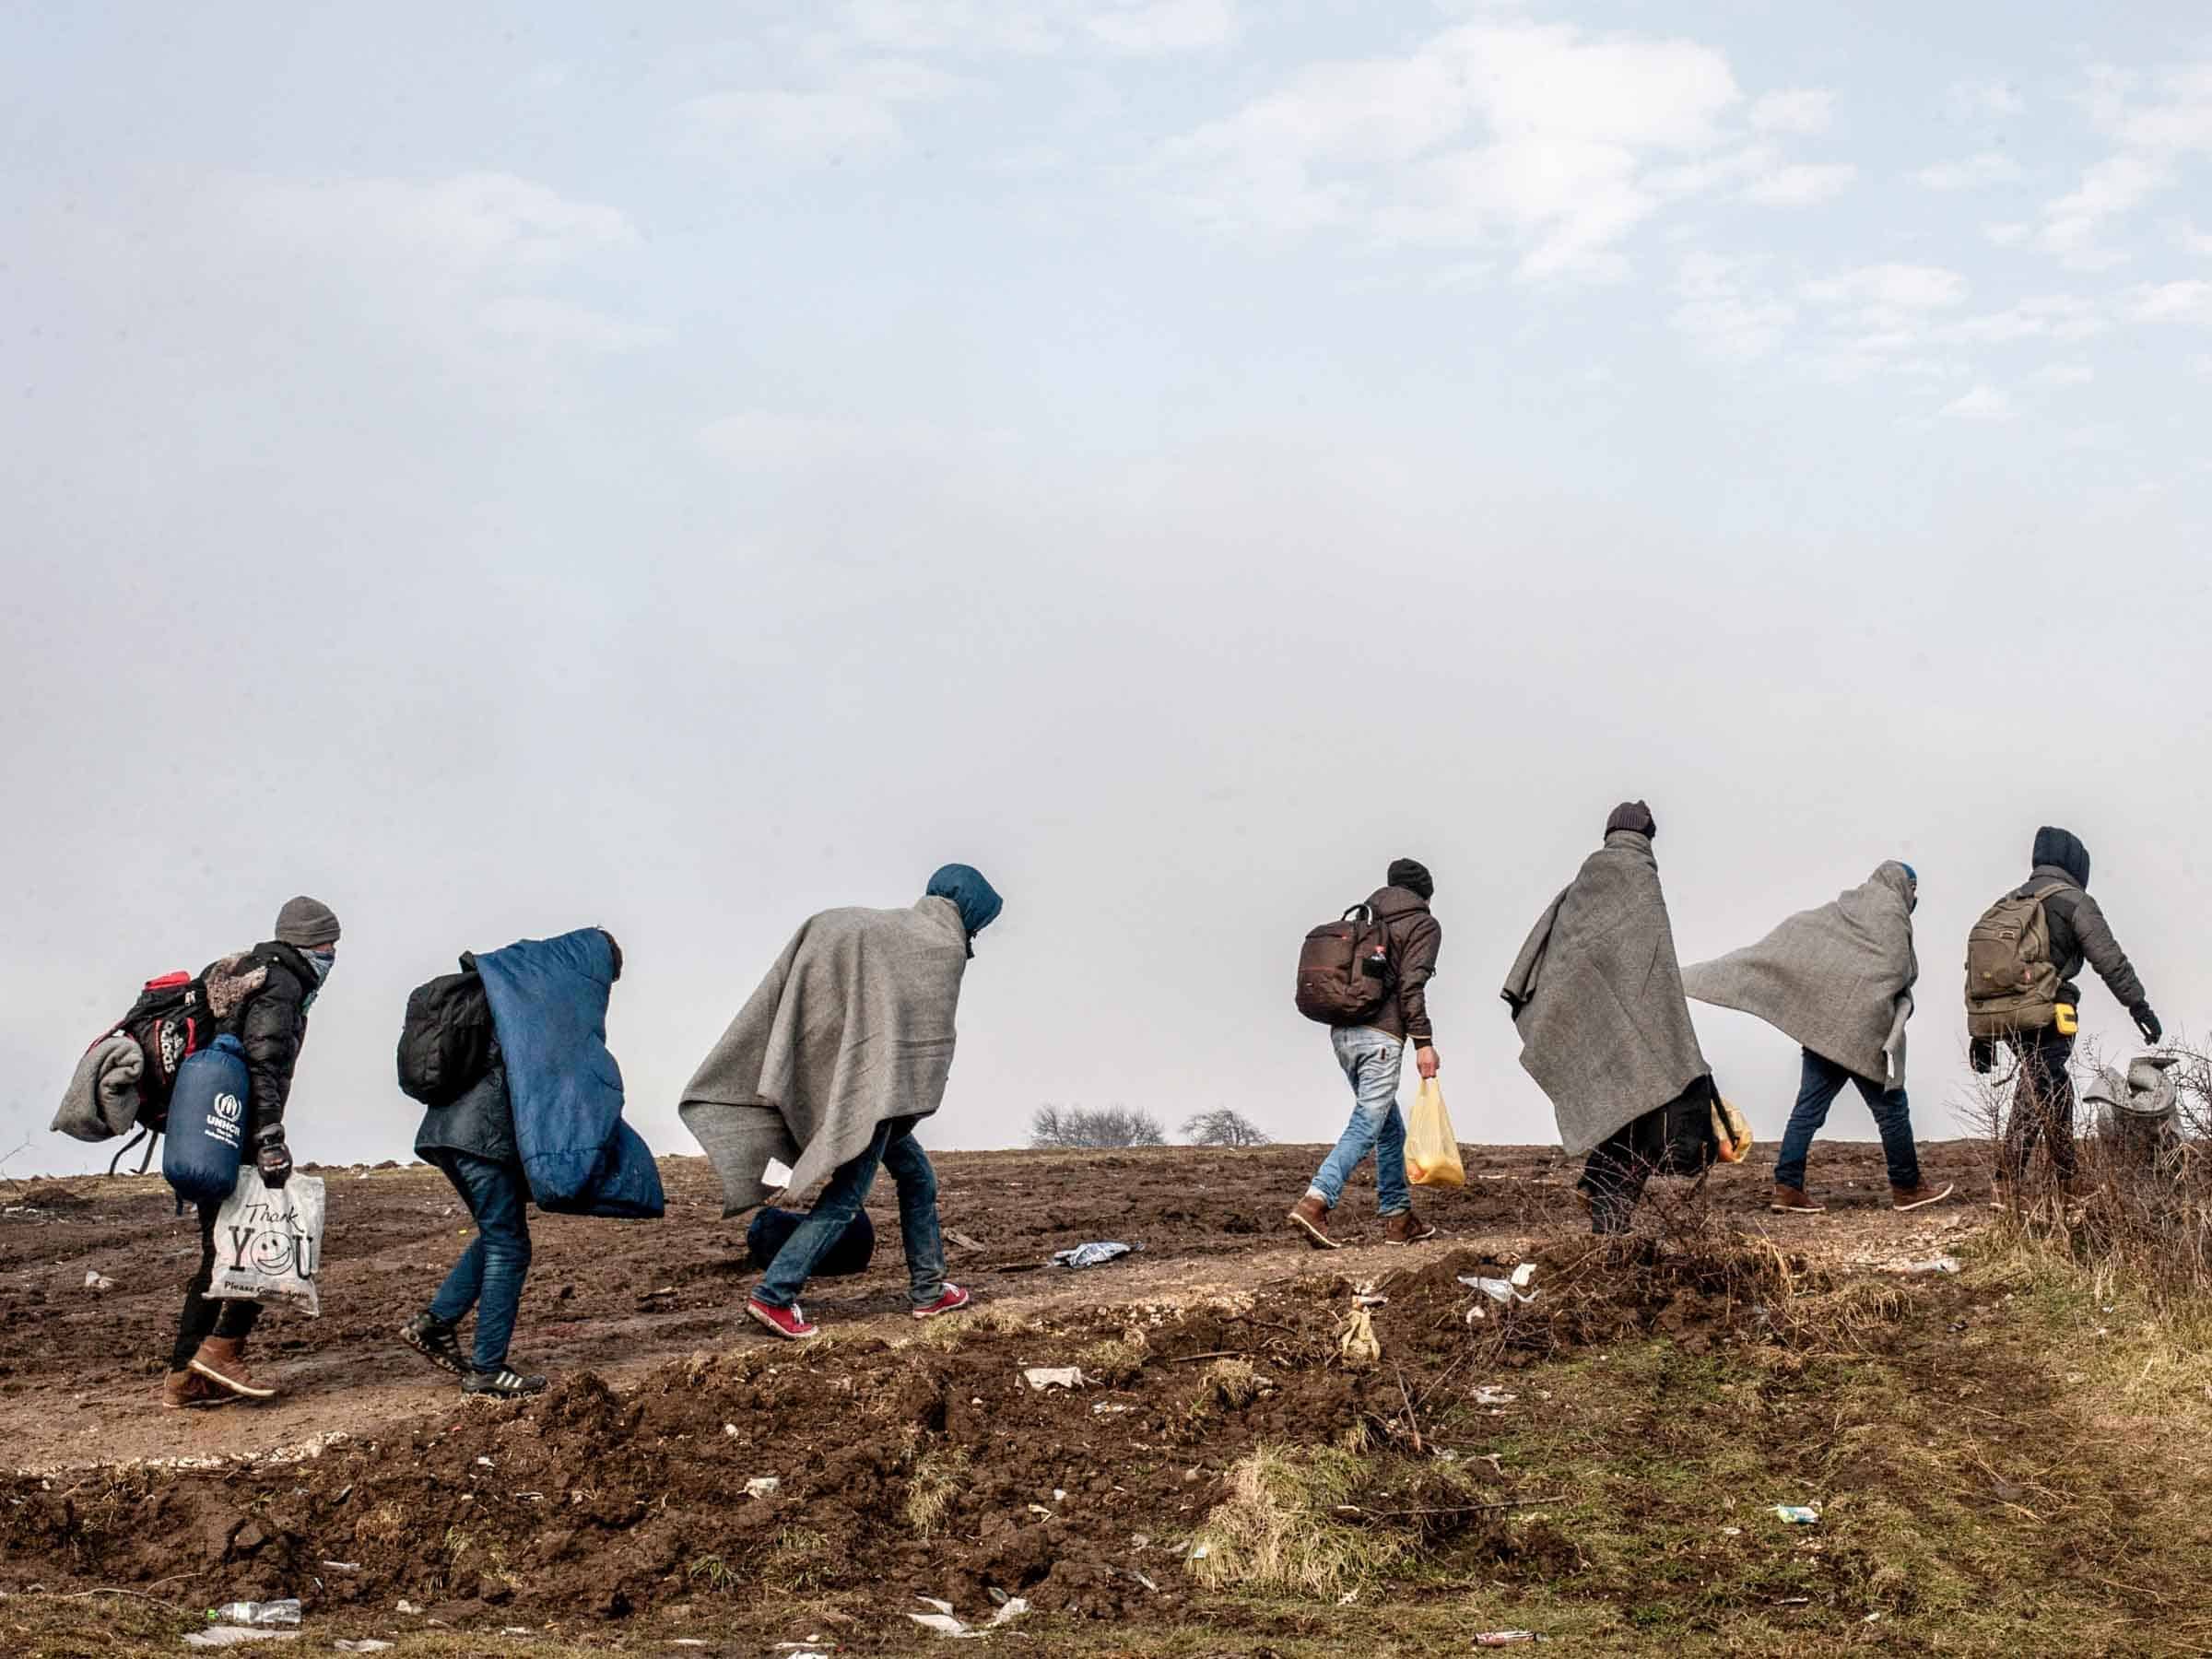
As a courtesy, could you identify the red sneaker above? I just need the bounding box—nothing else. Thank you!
[912,1285,971,1321]
[747,1297,818,1341]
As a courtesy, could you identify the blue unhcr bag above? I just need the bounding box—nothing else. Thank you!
[162,1034,250,1206]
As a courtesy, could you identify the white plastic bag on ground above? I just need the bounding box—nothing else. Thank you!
[206,1170,326,1316]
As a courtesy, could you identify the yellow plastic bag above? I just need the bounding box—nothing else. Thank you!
[1712,1097,1754,1164]
[1405,1077,1465,1188]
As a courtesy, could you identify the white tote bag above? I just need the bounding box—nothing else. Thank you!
[206,1170,326,1316]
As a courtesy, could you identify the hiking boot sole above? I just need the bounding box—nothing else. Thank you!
[1893,1182,1956,1213]
[1769,1202,1826,1215]
[1287,1211,1339,1251]
[1382,1224,1438,1245]
[401,1324,468,1377]
[188,1360,276,1401]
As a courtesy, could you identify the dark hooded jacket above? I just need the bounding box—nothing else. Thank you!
[2002,827,2147,1012]
[1364,887,1441,1046]
[201,940,322,1138]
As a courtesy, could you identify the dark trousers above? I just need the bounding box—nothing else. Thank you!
[2003,1026,2078,1182]
[427,1155,534,1371]
[169,1199,260,1371]
[1773,1049,1922,1192]
[1580,1086,1719,1236]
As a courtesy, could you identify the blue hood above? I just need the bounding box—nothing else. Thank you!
[926,864,1003,947]
[474,928,663,1219]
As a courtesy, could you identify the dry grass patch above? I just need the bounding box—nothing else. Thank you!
[904,1445,971,1538]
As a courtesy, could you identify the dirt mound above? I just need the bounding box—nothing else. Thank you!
[6,1180,92,1211]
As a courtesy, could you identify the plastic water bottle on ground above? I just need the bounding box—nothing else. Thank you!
[207,1599,301,1627]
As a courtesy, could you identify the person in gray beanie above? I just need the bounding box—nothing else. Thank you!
[164,896,341,1409]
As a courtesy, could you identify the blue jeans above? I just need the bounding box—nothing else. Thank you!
[1773,1049,1922,1192]
[755,1117,946,1310]
[428,1155,533,1371]
[1308,1027,1411,1217]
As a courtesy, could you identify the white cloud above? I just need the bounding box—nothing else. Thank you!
[1083,0,1239,53]
[679,57,966,166]
[1940,384,2014,420]
[2041,151,2167,265]
[1157,20,1744,279]
[238,172,637,274]
[479,295,670,351]
[2182,222,2212,256]
[2131,280,2212,324]
[2038,61,2212,265]
[1749,88,1833,135]
[2030,360,2096,386]
[1741,161,1855,206]
[1915,151,2021,191]
[1947,77,2025,121]
[1984,221,2030,246]
[1942,295,2107,344]
[1805,264,1971,312]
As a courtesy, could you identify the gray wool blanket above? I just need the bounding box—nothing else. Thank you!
[679,897,969,1218]
[1500,830,1711,1157]
[1682,861,1917,1089]
[52,1032,145,1143]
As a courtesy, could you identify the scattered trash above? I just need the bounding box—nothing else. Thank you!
[724,1423,739,1437]
[1476,1634,1546,1648]
[394,1601,420,1616]
[207,1602,300,1630]
[83,1270,117,1291]
[1127,1568,1159,1593]
[1186,1542,1211,1561]
[332,1644,393,1654]
[1051,1241,1137,1269]
[184,1631,299,1649]
[909,1595,1030,1638]
[1865,1611,1884,1624]
[945,1228,987,1252]
[1459,1275,1537,1305]
[1351,1291,1389,1308]
[745,1477,782,1499]
[1511,1262,1537,1288]
[1022,1367,1088,1391]
[1336,1306,1382,1368]
[1472,1385,1519,1406]
[1090,1401,1132,1415]
[1773,1505,1821,1524]
[1053,1488,1066,1501]
[319,1560,359,1572]
[475,1456,495,1468]
[1903,1255,1959,1275]
[1336,1589,1359,1606]
[1720,1526,1742,1537]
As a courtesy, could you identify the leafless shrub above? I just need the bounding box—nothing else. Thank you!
[1182,1108,1273,1147]
[1030,1103,1167,1149]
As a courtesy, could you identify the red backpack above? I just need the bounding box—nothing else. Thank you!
[1294,905,1394,1026]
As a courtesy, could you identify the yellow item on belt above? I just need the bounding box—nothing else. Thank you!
[2054,1003,2079,1036]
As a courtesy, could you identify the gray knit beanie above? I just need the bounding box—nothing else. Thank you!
[274,895,341,949]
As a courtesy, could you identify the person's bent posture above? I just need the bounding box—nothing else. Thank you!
[680,865,1001,1340]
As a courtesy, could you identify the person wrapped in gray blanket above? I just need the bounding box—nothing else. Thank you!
[1502,802,1719,1235]
[680,865,1001,1340]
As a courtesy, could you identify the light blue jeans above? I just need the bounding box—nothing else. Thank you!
[1308,1027,1411,1217]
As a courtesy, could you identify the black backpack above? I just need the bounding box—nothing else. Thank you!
[396,964,495,1108]
[1294,904,1394,1026]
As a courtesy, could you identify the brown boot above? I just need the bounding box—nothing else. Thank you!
[1769,1184,1825,1215]
[189,1335,277,1402]
[1382,1210,1437,1245]
[1891,1181,1955,1212]
[160,1368,229,1410]
[1287,1194,1338,1250]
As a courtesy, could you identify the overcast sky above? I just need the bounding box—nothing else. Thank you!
[6,2,2209,1179]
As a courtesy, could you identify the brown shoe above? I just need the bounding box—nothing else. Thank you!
[1382,1210,1437,1245]
[160,1368,229,1410]
[1287,1194,1338,1250]
[1769,1184,1825,1215]
[1891,1181,1955,1213]
[189,1335,277,1402]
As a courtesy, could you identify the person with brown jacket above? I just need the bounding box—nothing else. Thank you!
[1288,858,1442,1249]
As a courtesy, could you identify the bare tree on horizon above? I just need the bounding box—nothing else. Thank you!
[1030,1104,1168,1149]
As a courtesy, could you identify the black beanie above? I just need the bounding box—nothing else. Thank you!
[1605,800,1656,840]
[1386,857,1434,900]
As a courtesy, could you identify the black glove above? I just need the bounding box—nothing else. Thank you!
[1970,1036,1997,1075]
[2133,1004,2163,1044]
[254,1128,293,1188]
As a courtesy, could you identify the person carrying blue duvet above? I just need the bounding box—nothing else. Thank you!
[395,926,662,1397]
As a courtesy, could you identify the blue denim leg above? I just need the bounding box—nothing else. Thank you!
[881,1124,947,1306]
[1310,1029,1409,1215]
[1853,1076,1923,1189]
[756,1120,893,1309]
[1772,1049,1849,1191]
[433,1155,533,1371]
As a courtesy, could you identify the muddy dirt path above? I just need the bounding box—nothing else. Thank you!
[1,1141,1990,1474]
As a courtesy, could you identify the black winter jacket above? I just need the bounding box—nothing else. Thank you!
[2010,869,2147,1012]
[1365,886,1442,1047]
[204,940,321,1138]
